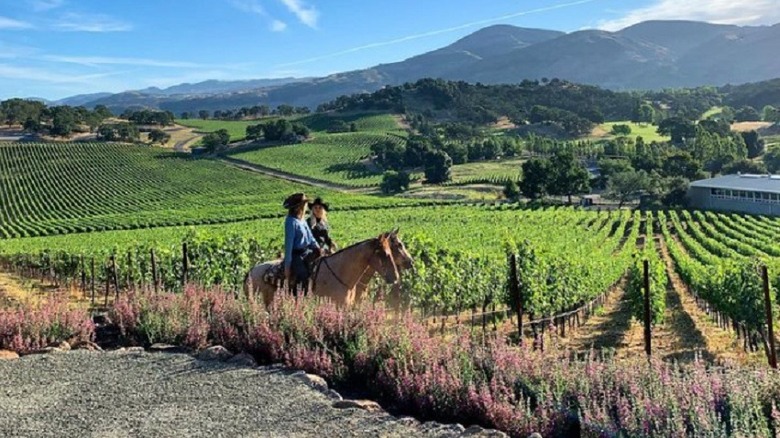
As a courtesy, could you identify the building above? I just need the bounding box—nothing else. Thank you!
[688,174,780,216]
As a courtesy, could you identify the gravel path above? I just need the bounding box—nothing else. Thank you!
[0,351,465,438]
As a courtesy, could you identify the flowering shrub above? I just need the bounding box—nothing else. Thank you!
[0,294,94,353]
[110,286,780,437]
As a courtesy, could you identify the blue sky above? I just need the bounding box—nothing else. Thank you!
[0,0,777,100]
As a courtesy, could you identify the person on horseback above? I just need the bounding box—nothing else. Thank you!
[307,197,337,255]
[283,193,322,295]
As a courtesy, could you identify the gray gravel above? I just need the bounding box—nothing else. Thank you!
[0,350,462,438]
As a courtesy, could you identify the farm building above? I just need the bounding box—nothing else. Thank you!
[688,174,780,216]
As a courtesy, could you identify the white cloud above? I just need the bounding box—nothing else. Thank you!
[53,13,132,32]
[41,55,209,69]
[270,19,287,32]
[0,63,126,83]
[598,0,780,31]
[229,0,266,16]
[277,0,598,68]
[29,0,65,12]
[0,16,34,30]
[279,0,318,28]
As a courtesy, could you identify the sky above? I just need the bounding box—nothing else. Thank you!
[0,0,778,100]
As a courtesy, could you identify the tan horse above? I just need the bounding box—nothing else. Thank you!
[243,230,408,307]
[351,230,414,304]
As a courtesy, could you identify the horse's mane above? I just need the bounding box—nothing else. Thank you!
[326,237,374,262]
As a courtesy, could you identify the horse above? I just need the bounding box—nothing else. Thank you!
[351,230,414,304]
[243,230,411,307]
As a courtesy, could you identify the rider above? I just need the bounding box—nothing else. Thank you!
[307,197,337,254]
[283,193,321,295]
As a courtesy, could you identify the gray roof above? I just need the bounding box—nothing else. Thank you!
[690,174,780,194]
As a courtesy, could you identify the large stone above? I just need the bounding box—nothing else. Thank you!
[460,425,510,437]
[29,346,65,355]
[332,399,382,413]
[294,372,328,391]
[0,350,19,360]
[197,345,233,362]
[325,389,342,400]
[71,341,102,351]
[148,343,192,354]
[49,341,70,351]
[227,352,257,367]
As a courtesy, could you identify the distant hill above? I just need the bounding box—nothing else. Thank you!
[58,20,780,114]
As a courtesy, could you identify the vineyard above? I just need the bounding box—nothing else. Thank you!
[0,142,434,239]
[175,119,266,142]
[230,132,408,187]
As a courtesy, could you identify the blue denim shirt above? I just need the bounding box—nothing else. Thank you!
[284,215,319,269]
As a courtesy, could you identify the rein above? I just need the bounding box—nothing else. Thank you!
[321,256,351,289]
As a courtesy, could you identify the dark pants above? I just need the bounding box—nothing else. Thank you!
[289,249,314,296]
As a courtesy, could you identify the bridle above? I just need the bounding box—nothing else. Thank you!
[313,238,398,291]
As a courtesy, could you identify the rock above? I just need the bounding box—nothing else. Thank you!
[148,343,192,354]
[0,350,19,360]
[29,347,64,355]
[333,399,382,413]
[396,417,418,427]
[527,434,542,438]
[325,389,342,400]
[49,341,71,351]
[126,346,144,353]
[295,372,328,391]
[227,352,257,367]
[196,345,233,362]
[71,341,102,352]
[461,425,510,437]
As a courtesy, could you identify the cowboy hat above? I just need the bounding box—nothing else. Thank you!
[308,197,329,211]
[283,193,309,209]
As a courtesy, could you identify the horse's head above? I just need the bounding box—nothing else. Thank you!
[387,228,414,272]
[370,232,400,285]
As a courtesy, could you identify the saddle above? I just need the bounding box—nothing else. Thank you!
[261,255,326,289]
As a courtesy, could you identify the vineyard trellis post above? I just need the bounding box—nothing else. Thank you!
[643,259,651,357]
[762,265,777,369]
[151,249,158,294]
[90,257,96,306]
[182,242,189,286]
[111,254,119,301]
[508,252,523,345]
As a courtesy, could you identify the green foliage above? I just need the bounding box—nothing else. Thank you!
[126,109,175,126]
[610,124,632,136]
[763,144,780,173]
[547,151,590,203]
[762,105,780,123]
[520,158,549,200]
[423,149,452,184]
[722,159,767,175]
[202,129,230,152]
[734,106,761,122]
[626,213,667,325]
[502,180,520,201]
[605,169,650,207]
[380,171,410,194]
[740,130,765,159]
[148,129,170,145]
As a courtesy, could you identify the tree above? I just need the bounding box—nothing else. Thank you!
[423,150,452,184]
[657,117,696,144]
[180,112,190,120]
[371,140,406,170]
[605,170,650,208]
[637,103,654,125]
[661,176,689,207]
[380,171,411,194]
[722,159,767,175]
[48,106,77,137]
[503,180,521,202]
[662,152,703,180]
[198,110,209,120]
[405,137,432,167]
[548,151,590,204]
[611,124,632,136]
[520,158,550,200]
[93,105,113,119]
[734,106,761,122]
[148,129,171,145]
[741,130,765,159]
[202,129,230,153]
[246,124,264,141]
[596,158,633,189]
[763,145,780,173]
[762,105,780,123]
[22,117,40,133]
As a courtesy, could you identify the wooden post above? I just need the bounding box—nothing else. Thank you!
[111,254,119,301]
[643,259,652,357]
[762,265,777,369]
[151,249,158,294]
[79,255,86,293]
[182,242,189,286]
[103,262,110,307]
[508,253,523,344]
[90,257,96,306]
[126,251,132,290]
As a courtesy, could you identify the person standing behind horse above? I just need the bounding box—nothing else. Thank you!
[307,197,337,255]
[283,193,322,295]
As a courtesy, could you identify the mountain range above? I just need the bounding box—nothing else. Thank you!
[55,20,780,114]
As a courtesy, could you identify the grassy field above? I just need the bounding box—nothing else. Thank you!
[0,142,425,239]
[449,158,523,185]
[589,121,669,143]
[175,119,266,142]
[701,106,724,119]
